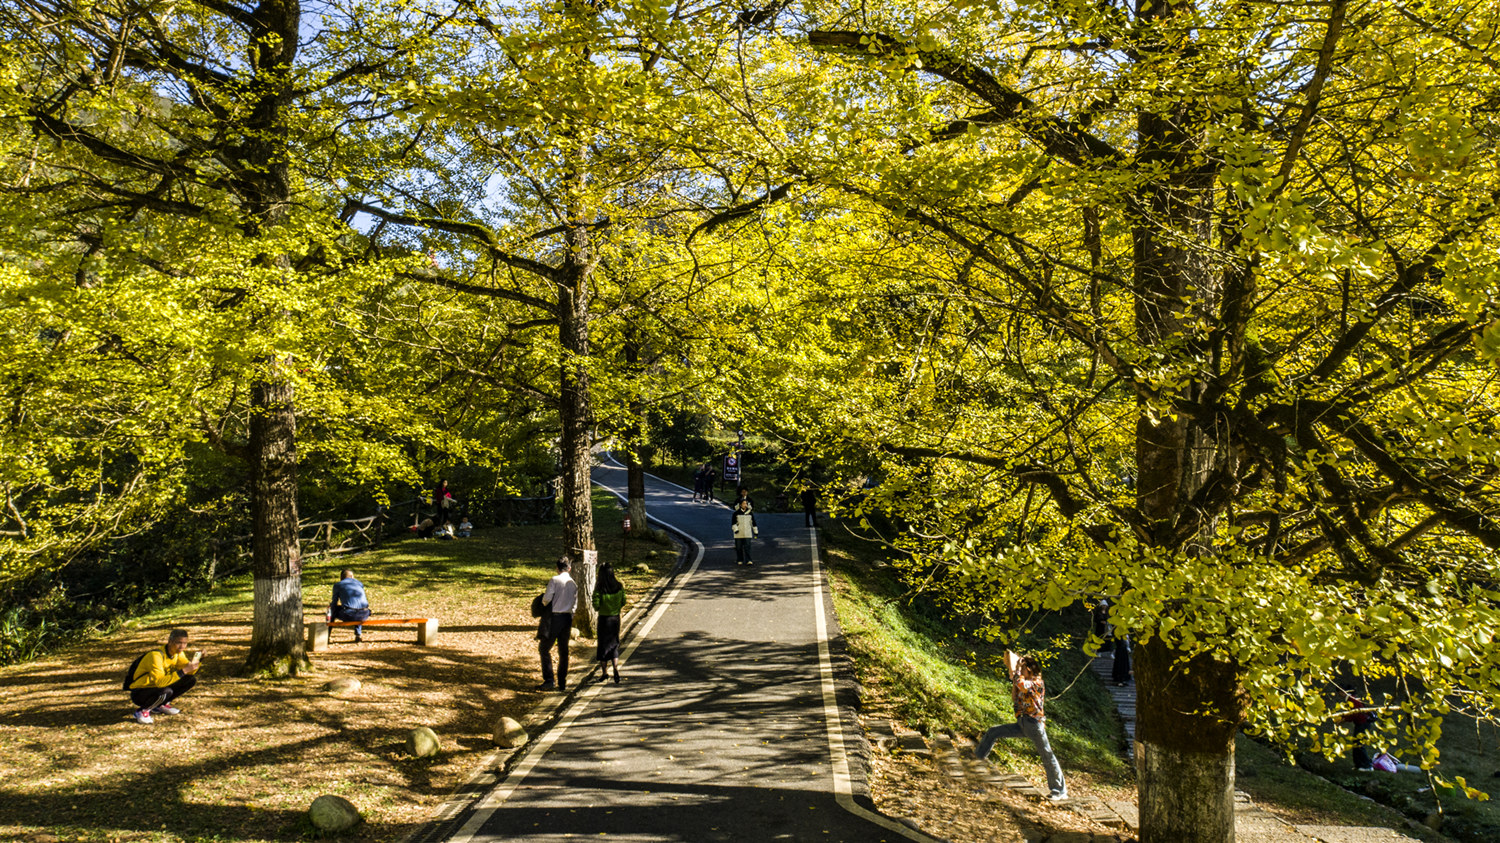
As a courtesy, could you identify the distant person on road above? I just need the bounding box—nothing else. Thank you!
[692,463,709,502]
[329,569,372,643]
[126,629,203,725]
[593,562,626,684]
[800,484,819,528]
[975,650,1067,801]
[703,466,718,502]
[537,557,578,691]
[734,486,755,509]
[731,499,758,565]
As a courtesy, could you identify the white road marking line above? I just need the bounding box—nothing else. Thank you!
[444,506,706,843]
[810,528,943,843]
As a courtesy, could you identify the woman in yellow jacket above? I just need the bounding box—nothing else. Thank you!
[126,629,202,725]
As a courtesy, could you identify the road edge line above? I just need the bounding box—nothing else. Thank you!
[810,528,945,843]
[441,504,707,843]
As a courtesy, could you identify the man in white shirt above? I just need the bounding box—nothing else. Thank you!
[537,557,579,691]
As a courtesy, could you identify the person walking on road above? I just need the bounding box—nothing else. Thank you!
[537,557,578,691]
[593,563,626,684]
[731,499,758,565]
[975,650,1068,801]
[703,465,718,502]
[692,463,708,502]
[800,484,819,528]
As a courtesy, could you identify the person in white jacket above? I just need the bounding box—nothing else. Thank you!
[731,500,758,565]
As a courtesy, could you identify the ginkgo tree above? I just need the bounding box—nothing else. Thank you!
[699,0,1500,839]
[0,0,445,675]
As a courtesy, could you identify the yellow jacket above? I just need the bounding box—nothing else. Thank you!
[129,646,193,690]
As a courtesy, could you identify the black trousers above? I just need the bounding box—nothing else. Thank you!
[130,674,196,711]
[539,612,573,686]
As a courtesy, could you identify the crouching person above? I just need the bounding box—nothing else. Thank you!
[126,629,203,725]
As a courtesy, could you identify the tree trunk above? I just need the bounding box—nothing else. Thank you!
[241,374,306,677]
[1130,0,1241,828]
[627,452,647,532]
[623,336,648,533]
[559,256,597,637]
[1135,638,1242,842]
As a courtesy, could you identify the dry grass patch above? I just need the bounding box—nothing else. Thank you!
[0,512,676,843]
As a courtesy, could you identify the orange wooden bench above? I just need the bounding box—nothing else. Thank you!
[305,617,439,652]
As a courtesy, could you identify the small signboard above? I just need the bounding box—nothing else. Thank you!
[723,453,741,482]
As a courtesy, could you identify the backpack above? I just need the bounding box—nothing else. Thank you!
[123,652,148,690]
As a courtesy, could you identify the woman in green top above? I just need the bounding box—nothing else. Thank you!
[593,563,626,684]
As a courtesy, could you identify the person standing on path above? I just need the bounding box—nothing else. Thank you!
[433,479,456,527]
[975,650,1068,801]
[1111,633,1132,686]
[692,463,707,502]
[537,557,578,691]
[328,569,372,643]
[593,563,626,684]
[703,465,718,502]
[800,484,819,528]
[126,629,203,725]
[731,499,758,565]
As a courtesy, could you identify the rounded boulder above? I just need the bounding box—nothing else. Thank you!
[407,726,442,758]
[321,677,361,695]
[309,794,361,832]
[492,716,528,748]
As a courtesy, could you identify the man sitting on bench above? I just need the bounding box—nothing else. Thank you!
[329,569,371,643]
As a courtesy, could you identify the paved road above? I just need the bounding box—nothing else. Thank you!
[441,462,935,843]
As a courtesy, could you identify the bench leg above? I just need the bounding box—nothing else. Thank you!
[306,622,330,653]
[418,619,439,646]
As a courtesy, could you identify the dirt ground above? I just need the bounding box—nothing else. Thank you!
[0,530,1071,843]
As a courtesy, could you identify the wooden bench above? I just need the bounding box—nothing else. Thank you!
[305,617,439,652]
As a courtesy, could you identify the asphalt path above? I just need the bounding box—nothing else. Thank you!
[440,461,938,843]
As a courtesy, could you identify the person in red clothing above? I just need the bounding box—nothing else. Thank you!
[125,629,203,725]
[1341,692,1377,770]
[975,651,1068,801]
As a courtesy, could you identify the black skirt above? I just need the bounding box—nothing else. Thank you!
[596,613,621,661]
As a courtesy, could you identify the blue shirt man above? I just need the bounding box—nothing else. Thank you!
[329,569,371,643]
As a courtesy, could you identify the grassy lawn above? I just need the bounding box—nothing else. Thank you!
[0,490,675,843]
[819,523,1132,803]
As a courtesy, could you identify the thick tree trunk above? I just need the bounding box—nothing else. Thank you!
[626,452,647,532]
[1135,638,1242,842]
[241,375,306,677]
[1130,1,1241,827]
[559,259,597,637]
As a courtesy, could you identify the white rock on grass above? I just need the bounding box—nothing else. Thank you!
[407,726,442,758]
[493,716,528,748]
[321,677,361,695]
[309,794,361,832]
